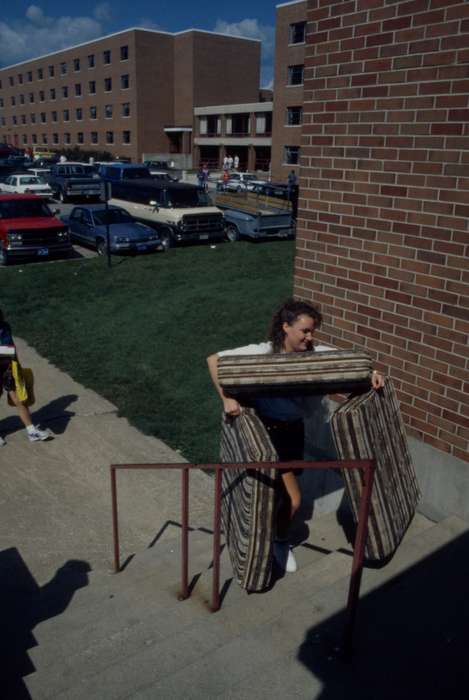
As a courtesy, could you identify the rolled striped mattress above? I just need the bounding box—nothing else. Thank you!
[220,408,278,592]
[218,350,373,396]
[331,378,421,561]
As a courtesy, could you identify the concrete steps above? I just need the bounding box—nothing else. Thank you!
[22,513,468,700]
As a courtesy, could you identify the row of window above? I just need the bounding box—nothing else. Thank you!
[13,131,132,145]
[0,76,130,107]
[1,103,130,127]
[0,46,129,89]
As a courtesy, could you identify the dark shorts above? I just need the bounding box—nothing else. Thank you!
[0,360,15,397]
[258,415,304,476]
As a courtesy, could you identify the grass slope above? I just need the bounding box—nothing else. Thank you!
[1,242,294,462]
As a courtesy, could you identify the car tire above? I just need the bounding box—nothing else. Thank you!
[160,228,174,252]
[96,238,107,256]
[225,224,239,243]
[0,249,9,266]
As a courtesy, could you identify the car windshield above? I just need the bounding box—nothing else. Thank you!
[165,188,210,208]
[19,177,41,185]
[68,165,96,178]
[0,199,53,218]
[92,209,133,225]
[122,168,151,179]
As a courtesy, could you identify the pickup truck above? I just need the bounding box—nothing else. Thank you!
[48,162,102,202]
[213,187,295,242]
[107,178,225,249]
[0,193,71,265]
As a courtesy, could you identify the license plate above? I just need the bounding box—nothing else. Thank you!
[136,243,147,251]
[37,248,49,256]
[200,234,209,240]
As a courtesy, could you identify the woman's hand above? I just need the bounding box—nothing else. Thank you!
[223,398,242,417]
[371,370,385,390]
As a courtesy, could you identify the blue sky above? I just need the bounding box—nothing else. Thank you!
[0,1,280,86]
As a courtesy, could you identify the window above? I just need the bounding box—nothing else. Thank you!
[1,117,5,126]
[18,73,23,84]
[20,94,25,104]
[30,113,36,124]
[77,132,84,144]
[12,116,17,125]
[9,76,14,86]
[104,77,112,92]
[284,146,300,165]
[76,107,83,121]
[120,74,129,89]
[42,133,48,144]
[27,71,32,82]
[89,80,96,94]
[122,130,131,144]
[103,49,111,64]
[40,112,46,123]
[286,106,303,126]
[21,115,26,124]
[75,83,82,96]
[106,130,114,144]
[91,131,98,144]
[62,86,68,98]
[63,109,70,121]
[121,102,130,117]
[288,65,304,86]
[53,133,59,144]
[39,90,45,102]
[23,134,28,144]
[289,22,306,44]
[32,134,37,144]
[104,104,113,118]
[11,96,16,106]
[73,58,80,72]
[0,98,3,108]
[64,132,71,144]
[50,88,56,100]
[37,67,44,80]
[120,45,129,61]
[60,62,67,75]
[89,105,97,119]
[29,93,34,103]
[52,111,58,122]
[88,54,95,68]
[49,65,55,77]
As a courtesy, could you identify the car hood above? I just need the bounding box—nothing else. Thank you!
[94,222,154,237]
[3,216,65,230]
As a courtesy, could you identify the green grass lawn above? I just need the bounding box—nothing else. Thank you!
[1,241,294,462]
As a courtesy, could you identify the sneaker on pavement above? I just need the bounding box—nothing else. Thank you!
[286,547,298,573]
[273,541,297,573]
[27,426,53,442]
[0,435,6,447]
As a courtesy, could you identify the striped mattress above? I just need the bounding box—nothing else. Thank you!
[220,408,278,592]
[331,378,421,560]
[218,349,373,396]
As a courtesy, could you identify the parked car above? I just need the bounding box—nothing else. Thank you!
[216,172,267,192]
[0,173,53,199]
[48,162,102,202]
[143,160,181,181]
[66,204,165,255]
[28,167,52,180]
[98,163,152,182]
[0,194,71,265]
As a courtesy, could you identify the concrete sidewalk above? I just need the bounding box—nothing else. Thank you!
[0,338,213,586]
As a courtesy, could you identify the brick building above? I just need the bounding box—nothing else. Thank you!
[295,0,469,515]
[0,28,261,164]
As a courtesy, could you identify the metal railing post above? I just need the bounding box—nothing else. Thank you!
[342,460,376,655]
[180,467,189,600]
[110,466,120,573]
[211,465,223,612]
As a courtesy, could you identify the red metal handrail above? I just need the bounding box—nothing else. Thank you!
[110,458,375,654]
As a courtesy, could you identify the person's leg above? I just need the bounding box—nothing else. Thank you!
[8,390,33,427]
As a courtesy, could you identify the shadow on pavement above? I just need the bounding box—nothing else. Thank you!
[0,393,78,437]
[297,530,469,699]
[1,548,91,699]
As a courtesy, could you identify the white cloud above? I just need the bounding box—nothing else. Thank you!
[136,18,165,31]
[0,5,108,67]
[94,3,112,23]
[213,18,275,89]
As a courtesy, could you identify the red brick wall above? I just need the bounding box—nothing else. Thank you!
[295,0,469,463]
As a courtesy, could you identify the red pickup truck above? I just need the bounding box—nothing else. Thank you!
[0,193,71,265]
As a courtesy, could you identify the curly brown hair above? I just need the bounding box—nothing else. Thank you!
[268,298,322,352]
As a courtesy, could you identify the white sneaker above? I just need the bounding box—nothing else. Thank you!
[0,436,6,447]
[27,425,53,442]
[286,547,298,573]
[273,541,298,573]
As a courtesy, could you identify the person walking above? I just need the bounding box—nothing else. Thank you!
[207,298,384,573]
[0,309,53,446]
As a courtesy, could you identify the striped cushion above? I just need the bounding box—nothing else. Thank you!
[218,350,373,396]
[220,408,277,592]
[331,378,421,560]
